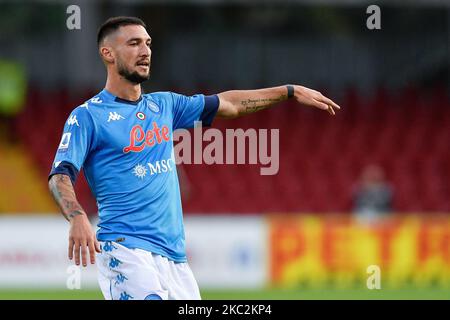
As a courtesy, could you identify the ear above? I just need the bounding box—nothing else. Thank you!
[100,46,114,64]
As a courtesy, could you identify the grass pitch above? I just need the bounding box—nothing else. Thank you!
[0,288,448,300]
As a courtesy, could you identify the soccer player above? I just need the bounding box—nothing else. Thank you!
[48,16,340,300]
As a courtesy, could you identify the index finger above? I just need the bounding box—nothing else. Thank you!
[320,95,341,110]
[88,238,96,265]
[327,105,335,116]
[68,238,74,260]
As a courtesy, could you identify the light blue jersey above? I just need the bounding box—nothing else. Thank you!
[50,89,218,262]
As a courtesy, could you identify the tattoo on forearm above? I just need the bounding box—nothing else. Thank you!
[240,95,287,114]
[68,210,84,219]
[49,174,85,221]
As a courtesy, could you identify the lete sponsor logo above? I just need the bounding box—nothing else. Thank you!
[123,123,170,153]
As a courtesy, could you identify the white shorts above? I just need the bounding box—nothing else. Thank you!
[96,241,201,300]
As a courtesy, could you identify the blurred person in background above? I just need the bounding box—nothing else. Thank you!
[353,164,394,223]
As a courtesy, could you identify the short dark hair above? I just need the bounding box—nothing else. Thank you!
[97,16,147,46]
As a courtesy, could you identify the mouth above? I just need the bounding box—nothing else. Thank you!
[136,61,150,73]
[136,61,150,68]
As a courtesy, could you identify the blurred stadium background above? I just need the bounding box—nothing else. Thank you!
[0,0,449,300]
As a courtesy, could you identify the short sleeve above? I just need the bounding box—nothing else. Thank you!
[49,106,96,178]
[170,92,219,130]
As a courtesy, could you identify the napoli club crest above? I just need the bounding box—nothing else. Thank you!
[147,101,159,113]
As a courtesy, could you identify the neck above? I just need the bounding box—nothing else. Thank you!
[105,71,142,101]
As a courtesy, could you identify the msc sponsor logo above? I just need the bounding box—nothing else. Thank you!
[148,158,174,175]
[132,158,175,179]
[133,164,147,179]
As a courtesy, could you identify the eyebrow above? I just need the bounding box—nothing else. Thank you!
[127,37,152,43]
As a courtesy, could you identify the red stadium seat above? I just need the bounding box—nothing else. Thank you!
[12,86,450,215]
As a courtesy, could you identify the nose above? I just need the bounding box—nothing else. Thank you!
[140,43,151,57]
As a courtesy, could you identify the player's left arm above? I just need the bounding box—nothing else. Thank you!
[216,84,340,119]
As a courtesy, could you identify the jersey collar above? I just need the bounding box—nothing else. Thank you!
[101,89,143,105]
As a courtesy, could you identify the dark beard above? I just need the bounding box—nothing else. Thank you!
[117,61,150,84]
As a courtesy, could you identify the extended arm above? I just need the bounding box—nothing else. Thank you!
[49,174,100,266]
[216,84,340,119]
